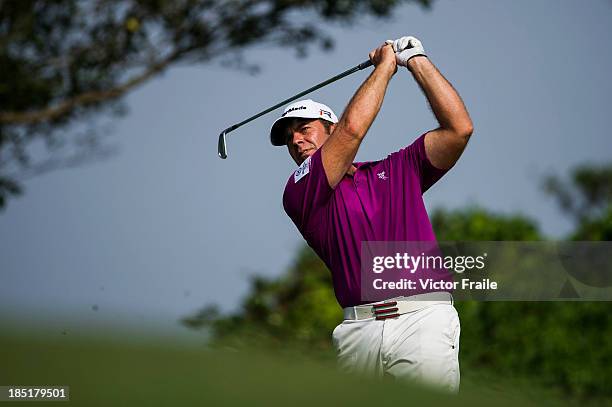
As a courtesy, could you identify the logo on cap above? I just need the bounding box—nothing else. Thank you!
[282,106,307,117]
[320,109,332,119]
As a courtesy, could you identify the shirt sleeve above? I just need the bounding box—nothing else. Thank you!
[388,132,449,193]
[282,148,333,235]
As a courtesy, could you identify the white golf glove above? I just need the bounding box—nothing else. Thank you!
[385,36,426,67]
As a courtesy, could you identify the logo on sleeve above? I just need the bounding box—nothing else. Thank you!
[294,157,311,183]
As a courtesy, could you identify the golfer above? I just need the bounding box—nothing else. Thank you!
[270,36,472,392]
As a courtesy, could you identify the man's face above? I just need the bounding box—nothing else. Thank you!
[284,119,334,165]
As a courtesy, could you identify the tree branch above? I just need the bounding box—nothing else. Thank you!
[0,51,180,125]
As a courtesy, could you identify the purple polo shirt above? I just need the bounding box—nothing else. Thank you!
[283,133,448,308]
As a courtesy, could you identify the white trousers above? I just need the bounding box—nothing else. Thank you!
[332,303,461,393]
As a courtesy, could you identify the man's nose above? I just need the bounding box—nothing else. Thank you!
[291,132,305,146]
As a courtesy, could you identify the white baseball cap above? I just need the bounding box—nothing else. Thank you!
[270,99,338,146]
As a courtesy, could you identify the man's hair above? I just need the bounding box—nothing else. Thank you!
[282,118,333,144]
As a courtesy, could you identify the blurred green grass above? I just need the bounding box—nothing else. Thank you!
[0,331,588,407]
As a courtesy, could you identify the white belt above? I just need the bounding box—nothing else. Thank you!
[343,291,453,321]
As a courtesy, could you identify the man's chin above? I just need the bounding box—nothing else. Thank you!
[299,149,315,162]
[291,147,317,165]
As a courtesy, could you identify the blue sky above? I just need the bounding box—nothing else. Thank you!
[1,0,611,336]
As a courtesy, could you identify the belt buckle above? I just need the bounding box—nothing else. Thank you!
[372,301,400,320]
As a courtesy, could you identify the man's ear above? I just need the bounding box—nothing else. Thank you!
[330,123,337,135]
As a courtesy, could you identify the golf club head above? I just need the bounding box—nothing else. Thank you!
[218,130,228,159]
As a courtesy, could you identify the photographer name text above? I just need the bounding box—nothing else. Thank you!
[372,278,497,290]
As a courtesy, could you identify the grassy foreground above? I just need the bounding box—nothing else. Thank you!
[0,332,583,406]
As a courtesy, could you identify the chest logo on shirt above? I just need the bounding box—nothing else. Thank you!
[294,156,311,183]
[377,171,388,180]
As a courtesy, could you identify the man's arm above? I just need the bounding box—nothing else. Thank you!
[407,56,473,170]
[321,44,396,189]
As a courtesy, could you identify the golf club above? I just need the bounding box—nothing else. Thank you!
[217,59,373,159]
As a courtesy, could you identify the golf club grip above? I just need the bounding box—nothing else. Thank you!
[358,60,373,70]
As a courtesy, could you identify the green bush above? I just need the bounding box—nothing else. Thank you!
[455,301,612,399]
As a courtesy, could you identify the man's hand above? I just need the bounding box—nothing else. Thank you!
[369,43,397,76]
[385,36,426,67]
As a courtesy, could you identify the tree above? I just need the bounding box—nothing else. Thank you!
[431,206,541,241]
[543,163,612,240]
[0,0,432,208]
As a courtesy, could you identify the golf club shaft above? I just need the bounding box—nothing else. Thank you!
[218,59,373,159]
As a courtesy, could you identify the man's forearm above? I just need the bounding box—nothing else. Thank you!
[337,64,395,140]
[321,44,396,188]
[321,61,395,188]
[407,57,472,135]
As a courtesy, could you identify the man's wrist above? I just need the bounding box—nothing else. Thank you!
[406,55,428,73]
[375,61,396,79]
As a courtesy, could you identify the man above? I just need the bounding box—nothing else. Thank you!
[270,36,473,392]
